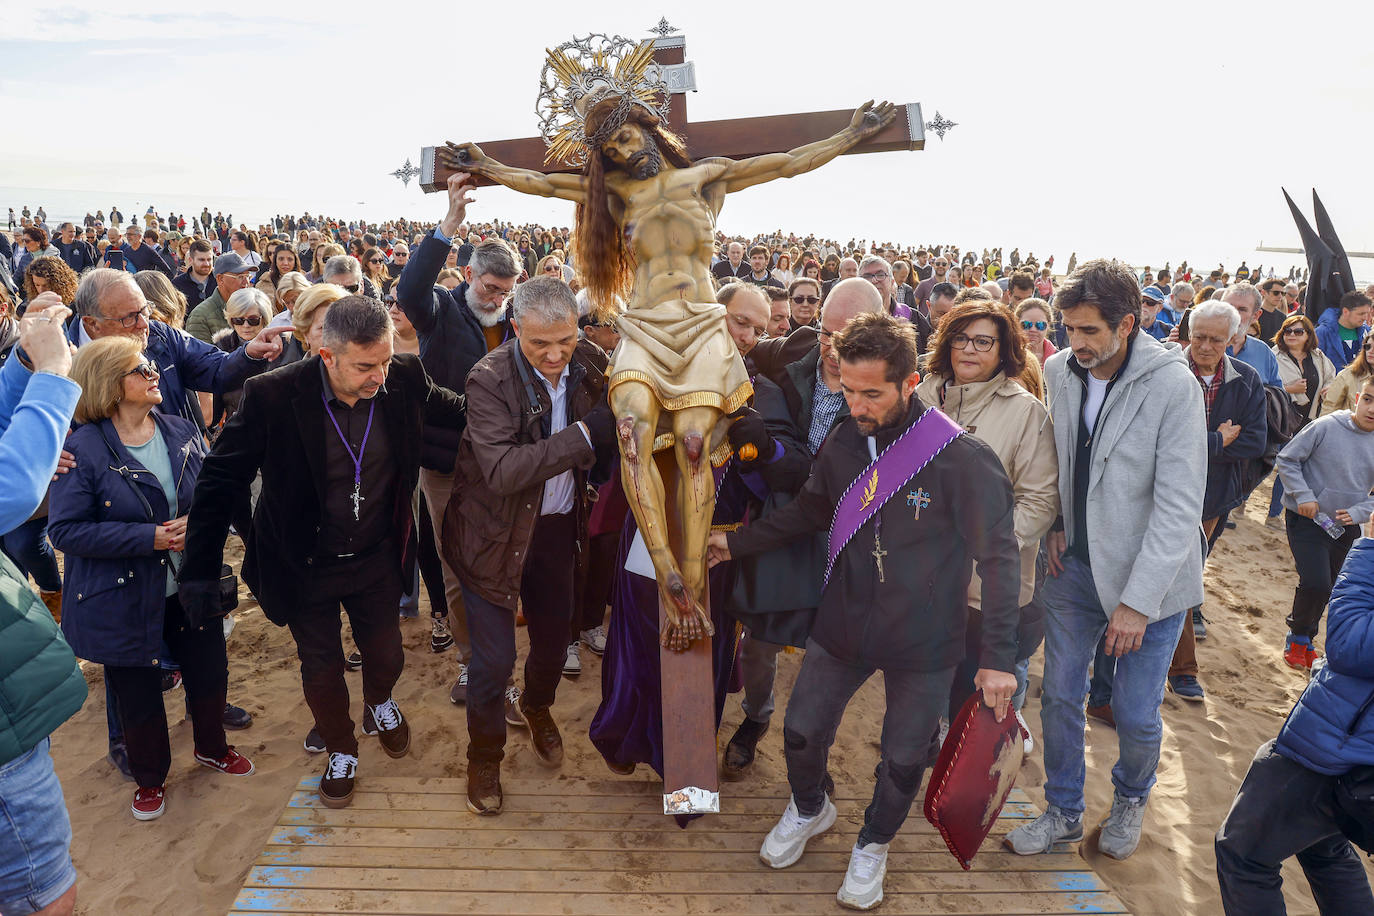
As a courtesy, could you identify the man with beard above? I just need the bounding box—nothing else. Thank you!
[706,311,1020,909]
[1005,259,1206,862]
[397,178,520,703]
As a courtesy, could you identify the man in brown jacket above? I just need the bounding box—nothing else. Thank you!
[443,276,616,815]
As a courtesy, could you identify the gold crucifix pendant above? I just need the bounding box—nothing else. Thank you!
[872,535,887,583]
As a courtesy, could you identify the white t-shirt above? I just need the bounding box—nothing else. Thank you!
[1084,373,1109,435]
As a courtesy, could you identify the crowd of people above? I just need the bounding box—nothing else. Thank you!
[1,189,1372,916]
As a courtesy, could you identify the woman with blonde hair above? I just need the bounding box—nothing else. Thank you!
[50,337,253,821]
[272,271,312,315]
[436,268,463,290]
[289,283,347,360]
[536,253,565,282]
[135,270,189,328]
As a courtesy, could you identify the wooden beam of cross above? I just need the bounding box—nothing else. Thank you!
[417,30,924,192]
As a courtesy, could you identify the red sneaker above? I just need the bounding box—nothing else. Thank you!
[132,786,166,821]
[195,746,255,776]
[1307,644,1324,667]
[1283,637,1313,670]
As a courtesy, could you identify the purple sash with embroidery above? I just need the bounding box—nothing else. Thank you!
[824,408,963,586]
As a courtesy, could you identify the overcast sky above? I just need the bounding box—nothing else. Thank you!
[4,0,1371,272]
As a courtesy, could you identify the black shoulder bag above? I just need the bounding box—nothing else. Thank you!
[96,425,238,627]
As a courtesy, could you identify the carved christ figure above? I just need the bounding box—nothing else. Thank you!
[440,98,895,650]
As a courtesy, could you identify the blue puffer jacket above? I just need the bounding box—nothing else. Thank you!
[1315,306,1366,372]
[1276,537,1374,775]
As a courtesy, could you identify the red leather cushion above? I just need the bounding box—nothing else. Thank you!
[923,693,1026,869]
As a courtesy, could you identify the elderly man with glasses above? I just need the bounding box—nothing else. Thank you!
[858,254,932,352]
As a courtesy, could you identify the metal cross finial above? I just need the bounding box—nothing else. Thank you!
[924,112,958,141]
[650,17,678,37]
[390,158,420,187]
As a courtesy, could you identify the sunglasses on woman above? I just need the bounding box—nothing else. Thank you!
[230,316,262,327]
[791,295,820,305]
[125,361,160,381]
[1021,320,1048,331]
[1283,327,1307,336]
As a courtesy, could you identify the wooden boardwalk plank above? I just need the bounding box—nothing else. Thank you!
[244,864,1110,895]
[282,790,1040,819]
[273,807,1036,833]
[292,775,1033,805]
[229,888,1129,914]
[254,844,1084,873]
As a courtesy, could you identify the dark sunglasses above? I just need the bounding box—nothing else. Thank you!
[369,258,384,265]
[1283,327,1307,336]
[125,361,160,381]
[342,283,360,293]
[230,316,262,327]
[791,295,821,305]
[1021,320,1048,331]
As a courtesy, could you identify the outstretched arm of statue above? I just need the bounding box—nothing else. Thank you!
[711,100,896,194]
[439,141,587,203]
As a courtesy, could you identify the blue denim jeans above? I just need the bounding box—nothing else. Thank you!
[1040,557,1187,818]
[0,739,77,915]
[0,517,61,593]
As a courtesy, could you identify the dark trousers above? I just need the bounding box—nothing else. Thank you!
[417,494,448,619]
[1,516,61,593]
[785,638,952,846]
[571,530,617,641]
[462,511,576,764]
[1216,739,1374,915]
[286,551,404,756]
[104,596,228,788]
[1287,511,1360,639]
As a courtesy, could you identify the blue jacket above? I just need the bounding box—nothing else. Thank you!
[1188,352,1267,520]
[0,357,87,764]
[1226,334,1282,387]
[66,318,263,427]
[1316,306,1366,371]
[1277,537,1374,775]
[395,230,512,471]
[48,414,205,667]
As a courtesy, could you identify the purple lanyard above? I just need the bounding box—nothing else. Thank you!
[321,392,376,518]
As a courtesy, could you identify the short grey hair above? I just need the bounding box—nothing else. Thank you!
[74,268,138,320]
[1222,281,1262,314]
[469,239,521,280]
[320,295,393,350]
[980,281,1004,299]
[226,287,272,322]
[857,255,891,277]
[1190,301,1241,339]
[511,276,578,326]
[323,254,362,283]
[1171,282,1195,304]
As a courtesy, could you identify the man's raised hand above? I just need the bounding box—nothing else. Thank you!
[246,324,291,361]
[20,296,74,377]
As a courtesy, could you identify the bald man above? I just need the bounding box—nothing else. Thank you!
[722,278,884,776]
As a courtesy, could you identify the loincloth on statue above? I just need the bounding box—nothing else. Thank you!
[608,299,753,466]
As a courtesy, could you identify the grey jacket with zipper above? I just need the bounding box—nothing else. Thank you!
[1044,334,1207,622]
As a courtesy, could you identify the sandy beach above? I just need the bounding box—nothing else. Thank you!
[47,478,1372,915]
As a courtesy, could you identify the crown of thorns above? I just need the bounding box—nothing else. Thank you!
[536,34,669,167]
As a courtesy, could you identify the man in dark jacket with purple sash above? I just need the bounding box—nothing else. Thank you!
[707,311,1021,910]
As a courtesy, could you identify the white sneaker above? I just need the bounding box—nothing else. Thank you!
[759,795,836,868]
[580,625,608,655]
[563,642,582,677]
[1015,709,1034,755]
[837,842,889,910]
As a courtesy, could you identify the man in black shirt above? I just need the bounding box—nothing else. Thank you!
[744,245,784,289]
[181,296,467,809]
[120,226,175,277]
[54,222,97,273]
[172,239,216,309]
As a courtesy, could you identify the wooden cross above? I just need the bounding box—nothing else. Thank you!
[418,27,924,192]
[416,25,926,817]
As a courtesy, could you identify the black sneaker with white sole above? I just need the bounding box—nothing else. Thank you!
[430,615,454,653]
[304,726,326,754]
[368,698,411,758]
[319,753,357,808]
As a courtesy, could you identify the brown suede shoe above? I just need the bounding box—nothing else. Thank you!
[1086,703,1116,729]
[520,703,564,768]
[466,759,502,816]
[40,590,61,624]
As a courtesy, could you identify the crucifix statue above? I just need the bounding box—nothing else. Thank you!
[423,28,923,815]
